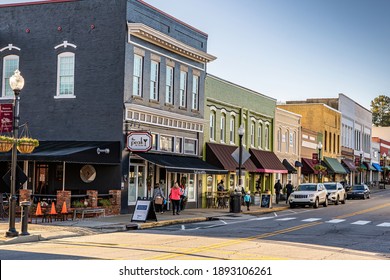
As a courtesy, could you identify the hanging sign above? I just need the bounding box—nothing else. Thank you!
[0,104,13,133]
[312,153,319,164]
[126,131,152,152]
[131,199,157,222]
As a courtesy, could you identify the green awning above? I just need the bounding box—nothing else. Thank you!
[323,157,348,174]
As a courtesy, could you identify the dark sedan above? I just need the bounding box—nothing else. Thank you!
[347,184,370,199]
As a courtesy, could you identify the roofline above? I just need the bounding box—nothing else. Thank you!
[279,102,341,115]
[136,0,208,38]
[0,0,77,8]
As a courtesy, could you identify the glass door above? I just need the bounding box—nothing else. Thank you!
[128,164,146,205]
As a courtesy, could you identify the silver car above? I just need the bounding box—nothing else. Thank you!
[289,183,328,208]
[324,182,346,205]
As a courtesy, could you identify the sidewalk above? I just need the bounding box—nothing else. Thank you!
[1,185,386,245]
[0,203,289,245]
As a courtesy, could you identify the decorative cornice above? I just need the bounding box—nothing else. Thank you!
[128,23,216,63]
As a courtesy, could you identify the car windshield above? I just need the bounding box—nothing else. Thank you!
[352,185,364,190]
[297,184,317,191]
[324,184,336,190]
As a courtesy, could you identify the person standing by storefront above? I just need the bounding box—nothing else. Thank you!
[180,183,188,211]
[274,179,282,204]
[169,182,181,215]
[153,183,165,214]
[285,180,293,204]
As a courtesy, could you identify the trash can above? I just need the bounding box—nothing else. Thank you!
[229,192,241,213]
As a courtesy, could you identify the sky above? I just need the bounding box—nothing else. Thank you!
[2,0,390,110]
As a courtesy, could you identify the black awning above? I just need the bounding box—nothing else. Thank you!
[0,141,120,165]
[282,159,297,174]
[295,160,303,167]
[136,152,228,174]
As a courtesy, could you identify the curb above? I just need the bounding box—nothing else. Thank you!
[0,234,41,245]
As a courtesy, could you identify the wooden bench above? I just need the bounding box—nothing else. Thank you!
[73,208,105,220]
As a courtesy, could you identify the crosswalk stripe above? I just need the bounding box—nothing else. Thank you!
[276,217,296,221]
[326,219,346,224]
[351,220,371,225]
[377,222,390,227]
[302,218,322,222]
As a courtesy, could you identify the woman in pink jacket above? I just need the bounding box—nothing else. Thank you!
[169,182,182,215]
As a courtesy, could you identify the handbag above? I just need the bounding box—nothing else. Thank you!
[154,196,163,205]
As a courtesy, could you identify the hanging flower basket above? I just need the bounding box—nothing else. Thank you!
[0,136,15,153]
[17,137,39,154]
[313,164,327,173]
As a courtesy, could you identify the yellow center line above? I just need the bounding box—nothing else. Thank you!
[335,203,390,219]
[146,222,322,260]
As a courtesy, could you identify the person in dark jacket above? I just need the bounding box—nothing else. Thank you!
[285,180,293,204]
[274,179,282,204]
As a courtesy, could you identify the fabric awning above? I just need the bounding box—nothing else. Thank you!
[364,162,376,171]
[282,159,297,174]
[295,160,303,167]
[0,141,120,164]
[205,143,257,172]
[301,158,319,175]
[323,157,348,174]
[341,159,357,172]
[137,152,228,174]
[372,163,383,172]
[249,149,288,173]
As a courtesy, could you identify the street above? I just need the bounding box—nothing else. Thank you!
[0,190,389,260]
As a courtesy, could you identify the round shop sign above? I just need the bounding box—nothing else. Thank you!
[126,131,152,152]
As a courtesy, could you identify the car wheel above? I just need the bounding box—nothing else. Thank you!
[289,203,295,208]
[313,198,319,208]
[323,197,328,207]
[335,195,339,205]
[367,194,370,199]
[341,195,346,204]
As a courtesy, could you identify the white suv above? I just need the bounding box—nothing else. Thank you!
[289,183,328,208]
[323,182,346,205]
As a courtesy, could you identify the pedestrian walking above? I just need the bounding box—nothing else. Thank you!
[179,183,188,211]
[286,180,293,204]
[153,183,165,214]
[244,191,251,211]
[274,179,282,204]
[169,182,181,215]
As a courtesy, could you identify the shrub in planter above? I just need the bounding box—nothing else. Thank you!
[98,199,111,207]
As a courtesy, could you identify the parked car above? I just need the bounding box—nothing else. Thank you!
[347,184,371,199]
[289,183,328,208]
[340,181,351,192]
[323,182,346,205]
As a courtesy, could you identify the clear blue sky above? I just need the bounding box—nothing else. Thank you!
[2,0,390,110]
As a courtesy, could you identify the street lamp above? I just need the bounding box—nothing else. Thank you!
[5,69,24,238]
[360,150,364,184]
[317,142,323,183]
[238,124,245,189]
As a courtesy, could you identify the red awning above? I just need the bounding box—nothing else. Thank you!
[341,158,357,172]
[249,149,288,173]
[206,143,257,172]
[301,157,319,174]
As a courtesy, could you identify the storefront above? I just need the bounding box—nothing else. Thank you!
[322,157,348,182]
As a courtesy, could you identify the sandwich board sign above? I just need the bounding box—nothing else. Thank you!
[131,199,157,222]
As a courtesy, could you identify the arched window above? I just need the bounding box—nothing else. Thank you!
[230,116,235,143]
[265,124,269,150]
[220,113,226,143]
[2,55,19,97]
[277,128,282,152]
[210,110,216,141]
[250,121,255,146]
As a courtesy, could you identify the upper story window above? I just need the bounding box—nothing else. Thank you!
[150,60,159,100]
[184,138,197,155]
[160,135,174,152]
[258,123,263,149]
[2,55,19,98]
[133,54,143,97]
[220,113,226,143]
[285,131,289,152]
[179,70,187,107]
[277,128,282,152]
[165,65,174,104]
[210,110,216,141]
[192,75,199,110]
[230,116,235,144]
[56,52,75,97]
[265,124,269,150]
[250,121,255,147]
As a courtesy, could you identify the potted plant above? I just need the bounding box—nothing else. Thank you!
[17,137,39,154]
[0,135,15,153]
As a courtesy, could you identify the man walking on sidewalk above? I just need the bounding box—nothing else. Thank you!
[274,179,282,204]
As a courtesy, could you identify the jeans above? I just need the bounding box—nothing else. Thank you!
[171,200,180,214]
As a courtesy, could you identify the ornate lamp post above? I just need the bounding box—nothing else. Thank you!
[6,70,25,238]
[360,150,364,184]
[317,142,323,183]
[238,124,245,188]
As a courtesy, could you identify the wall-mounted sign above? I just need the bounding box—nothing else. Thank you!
[0,104,13,133]
[126,131,152,152]
[312,153,319,164]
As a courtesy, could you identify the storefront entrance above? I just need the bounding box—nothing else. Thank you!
[128,164,146,206]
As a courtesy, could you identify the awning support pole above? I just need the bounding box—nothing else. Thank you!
[62,161,66,191]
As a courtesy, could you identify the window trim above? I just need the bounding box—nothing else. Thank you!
[133,54,143,97]
[150,60,159,100]
[165,65,174,104]
[179,70,187,107]
[191,75,199,110]
[1,54,19,98]
[55,52,76,99]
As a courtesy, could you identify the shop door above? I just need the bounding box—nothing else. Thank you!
[35,164,49,194]
[128,164,146,205]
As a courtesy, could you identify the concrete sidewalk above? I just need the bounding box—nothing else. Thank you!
[0,203,289,245]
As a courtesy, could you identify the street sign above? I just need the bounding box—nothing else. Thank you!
[231,147,251,165]
[126,131,152,152]
[0,104,13,133]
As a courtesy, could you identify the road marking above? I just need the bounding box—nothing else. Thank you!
[302,218,322,222]
[377,222,390,227]
[336,203,390,219]
[326,219,345,224]
[351,220,371,225]
[252,217,274,221]
[275,217,296,221]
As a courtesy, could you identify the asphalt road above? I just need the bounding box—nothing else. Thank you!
[1,190,389,260]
